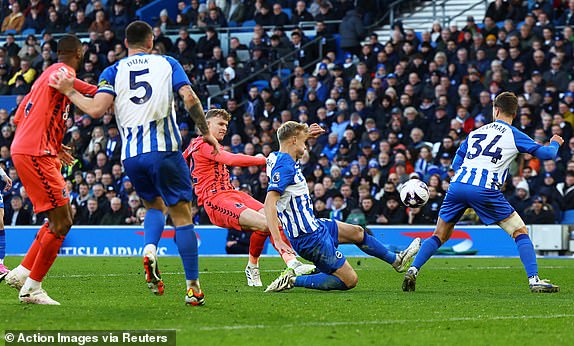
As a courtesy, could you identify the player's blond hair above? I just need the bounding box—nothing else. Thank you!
[205,109,231,121]
[277,121,308,142]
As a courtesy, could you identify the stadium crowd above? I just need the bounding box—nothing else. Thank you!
[0,0,573,233]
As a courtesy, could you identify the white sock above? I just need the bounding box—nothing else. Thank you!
[286,259,300,269]
[16,265,31,276]
[186,280,201,291]
[529,275,539,284]
[143,244,157,256]
[21,277,41,292]
[247,262,259,268]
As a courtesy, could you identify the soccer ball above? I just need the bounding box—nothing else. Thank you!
[399,179,430,208]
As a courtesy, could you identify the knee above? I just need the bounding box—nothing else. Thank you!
[435,233,448,244]
[512,227,528,239]
[52,216,72,236]
[343,272,358,289]
[169,202,192,227]
[352,225,365,243]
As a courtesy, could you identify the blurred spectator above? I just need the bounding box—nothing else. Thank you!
[88,9,109,34]
[77,197,103,225]
[45,9,66,33]
[524,196,555,224]
[225,229,251,254]
[254,3,273,26]
[339,8,366,58]
[3,34,20,57]
[8,59,36,86]
[555,170,574,223]
[196,27,220,60]
[2,2,24,34]
[101,197,128,225]
[227,0,246,24]
[292,0,314,25]
[110,1,130,35]
[4,195,32,225]
[509,180,532,219]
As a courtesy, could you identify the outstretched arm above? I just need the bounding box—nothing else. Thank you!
[49,73,113,118]
[264,190,294,255]
[198,143,265,166]
[513,127,564,160]
[532,135,563,160]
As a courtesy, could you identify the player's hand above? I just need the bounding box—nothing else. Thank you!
[307,123,326,138]
[2,175,12,192]
[376,215,388,224]
[274,239,295,255]
[203,134,220,155]
[409,207,421,215]
[550,135,564,146]
[58,145,75,166]
[48,71,75,95]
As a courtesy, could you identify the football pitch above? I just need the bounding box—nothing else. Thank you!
[2,256,574,346]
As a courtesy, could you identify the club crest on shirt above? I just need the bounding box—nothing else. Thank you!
[272,172,280,183]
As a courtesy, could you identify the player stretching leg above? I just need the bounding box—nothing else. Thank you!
[5,35,98,305]
[183,109,315,287]
[402,92,563,293]
[0,167,12,281]
[50,21,218,305]
[264,121,421,292]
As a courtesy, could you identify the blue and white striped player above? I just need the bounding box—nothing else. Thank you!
[403,92,564,293]
[264,121,421,292]
[0,166,13,280]
[49,21,219,305]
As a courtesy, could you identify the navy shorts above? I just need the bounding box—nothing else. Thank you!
[123,151,193,206]
[289,218,346,274]
[439,182,515,225]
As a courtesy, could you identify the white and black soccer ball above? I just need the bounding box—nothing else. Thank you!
[399,179,430,208]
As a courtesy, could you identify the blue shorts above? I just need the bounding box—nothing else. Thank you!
[289,218,346,274]
[439,182,515,225]
[123,151,193,206]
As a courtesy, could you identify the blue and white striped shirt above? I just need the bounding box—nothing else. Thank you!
[267,152,319,238]
[97,53,190,161]
[452,120,559,190]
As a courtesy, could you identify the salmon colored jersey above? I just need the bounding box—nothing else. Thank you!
[11,63,98,156]
[183,136,266,206]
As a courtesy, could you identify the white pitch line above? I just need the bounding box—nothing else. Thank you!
[196,314,574,332]
[45,265,569,279]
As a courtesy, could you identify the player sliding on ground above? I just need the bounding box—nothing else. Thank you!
[183,109,315,286]
[5,35,98,305]
[50,21,218,305]
[264,121,421,292]
[403,92,563,293]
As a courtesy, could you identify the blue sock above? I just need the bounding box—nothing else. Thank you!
[144,208,165,247]
[0,229,5,261]
[412,235,442,269]
[359,233,396,264]
[174,224,199,280]
[294,273,349,290]
[515,234,538,278]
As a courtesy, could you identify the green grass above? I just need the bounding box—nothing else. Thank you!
[2,256,574,346]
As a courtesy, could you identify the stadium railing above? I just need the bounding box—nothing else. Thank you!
[206,34,326,109]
